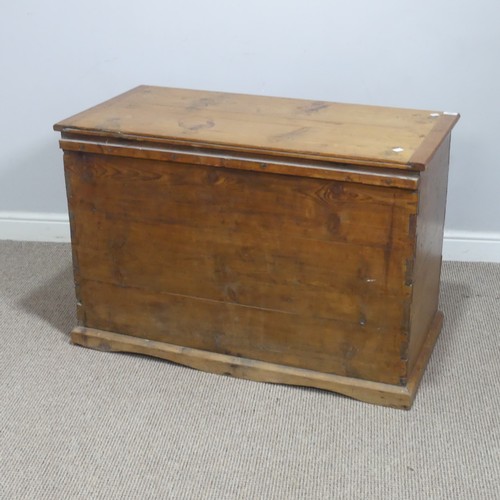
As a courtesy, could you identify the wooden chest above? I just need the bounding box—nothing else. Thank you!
[54,86,459,408]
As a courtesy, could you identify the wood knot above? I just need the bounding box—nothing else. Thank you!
[330,183,344,196]
[327,213,341,235]
[225,285,238,302]
[207,170,221,184]
[298,101,330,114]
[178,118,215,131]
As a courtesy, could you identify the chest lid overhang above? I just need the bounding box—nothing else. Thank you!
[54,85,459,171]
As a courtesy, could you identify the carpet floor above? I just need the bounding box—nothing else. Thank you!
[0,241,499,499]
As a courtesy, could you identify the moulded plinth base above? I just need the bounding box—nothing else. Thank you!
[70,311,443,410]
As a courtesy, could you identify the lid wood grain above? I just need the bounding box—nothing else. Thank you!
[54,86,459,171]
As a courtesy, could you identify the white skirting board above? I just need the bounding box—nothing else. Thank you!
[0,212,499,263]
[0,212,70,243]
[442,230,500,263]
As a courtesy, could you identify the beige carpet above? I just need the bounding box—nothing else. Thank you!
[0,241,499,500]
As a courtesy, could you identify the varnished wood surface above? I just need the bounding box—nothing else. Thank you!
[56,86,459,407]
[70,311,443,409]
[54,86,459,170]
[407,136,451,374]
[59,136,420,190]
[64,151,418,385]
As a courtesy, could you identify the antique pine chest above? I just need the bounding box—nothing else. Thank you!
[54,86,459,408]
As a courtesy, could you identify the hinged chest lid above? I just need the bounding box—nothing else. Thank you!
[54,85,459,171]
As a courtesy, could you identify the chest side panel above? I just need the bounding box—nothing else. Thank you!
[407,136,451,375]
[64,151,417,385]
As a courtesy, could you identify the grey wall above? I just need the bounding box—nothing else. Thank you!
[2,0,499,233]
